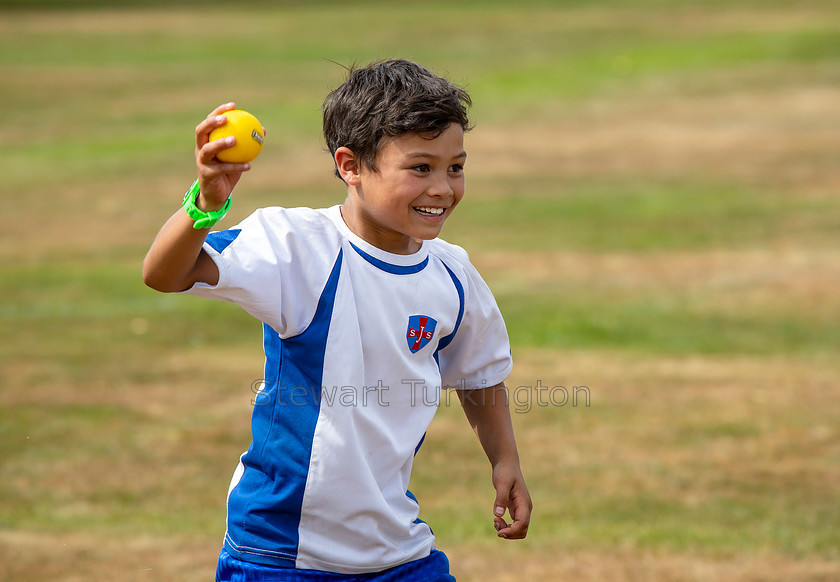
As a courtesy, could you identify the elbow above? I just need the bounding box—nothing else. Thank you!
[142,260,178,293]
[142,268,166,293]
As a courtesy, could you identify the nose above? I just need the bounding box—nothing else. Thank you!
[427,171,455,199]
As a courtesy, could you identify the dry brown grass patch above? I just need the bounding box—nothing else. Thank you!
[473,248,840,321]
[468,84,840,191]
[448,545,840,582]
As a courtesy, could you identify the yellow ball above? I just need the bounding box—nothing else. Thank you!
[209,109,265,163]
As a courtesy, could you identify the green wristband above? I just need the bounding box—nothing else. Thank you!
[182,180,231,230]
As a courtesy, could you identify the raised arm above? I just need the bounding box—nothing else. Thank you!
[457,383,532,540]
[142,103,252,292]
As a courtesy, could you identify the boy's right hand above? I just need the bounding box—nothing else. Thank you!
[194,102,254,211]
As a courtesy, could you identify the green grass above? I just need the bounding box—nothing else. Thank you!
[0,399,244,536]
[547,493,840,556]
[449,178,840,252]
[499,291,840,356]
[2,2,840,580]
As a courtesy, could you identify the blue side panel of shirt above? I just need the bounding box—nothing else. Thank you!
[433,261,465,365]
[206,229,242,253]
[224,249,344,568]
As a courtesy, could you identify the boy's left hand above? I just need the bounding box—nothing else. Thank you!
[491,461,532,539]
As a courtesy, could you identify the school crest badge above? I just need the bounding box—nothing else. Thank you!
[406,315,437,353]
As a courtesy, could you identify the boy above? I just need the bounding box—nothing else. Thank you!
[143,59,531,581]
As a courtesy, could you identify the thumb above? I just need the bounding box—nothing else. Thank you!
[493,490,510,532]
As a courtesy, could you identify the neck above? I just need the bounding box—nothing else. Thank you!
[339,202,422,255]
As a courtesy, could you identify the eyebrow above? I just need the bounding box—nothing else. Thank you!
[405,151,467,160]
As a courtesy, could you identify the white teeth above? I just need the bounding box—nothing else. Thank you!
[415,206,445,216]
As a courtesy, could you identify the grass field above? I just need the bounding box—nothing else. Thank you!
[1,1,839,580]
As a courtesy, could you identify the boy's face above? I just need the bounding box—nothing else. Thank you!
[342,123,466,254]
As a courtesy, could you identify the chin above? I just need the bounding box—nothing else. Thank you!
[415,227,444,241]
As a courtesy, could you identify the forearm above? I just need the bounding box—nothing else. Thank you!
[458,382,531,539]
[144,103,251,293]
[457,383,520,468]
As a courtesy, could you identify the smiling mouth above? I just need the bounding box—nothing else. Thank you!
[414,206,445,216]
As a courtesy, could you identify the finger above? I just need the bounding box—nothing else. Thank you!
[200,135,236,162]
[493,515,507,533]
[198,161,251,178]
[497,510,528,539]
[497,518,528,539]
[210,102,236,116]
[195,103,236,148]
[493,493,511,538]
[493,489,510,523]
[199,135,254,168]
[497,496,531,540]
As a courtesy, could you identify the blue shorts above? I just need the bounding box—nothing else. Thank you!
[216,549,456,582]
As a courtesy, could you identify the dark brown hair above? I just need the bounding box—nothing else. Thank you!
[322,59,472,178]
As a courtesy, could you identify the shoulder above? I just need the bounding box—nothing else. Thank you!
[206,206,343,268]
[426,237,488,300]
[242,206,338,234]
[426,237,482,284]
[426,237,472,270]
[225,206,342,249]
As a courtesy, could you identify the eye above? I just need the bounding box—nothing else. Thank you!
[412,164,431,173]
[449,164,464,173]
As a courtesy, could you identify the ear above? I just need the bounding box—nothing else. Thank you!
[334,147,361,186]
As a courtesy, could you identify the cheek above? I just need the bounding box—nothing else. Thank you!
[450,191,465,213]
[453,178,466,201]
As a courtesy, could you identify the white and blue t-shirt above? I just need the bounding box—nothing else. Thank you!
[186,205,512,574]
